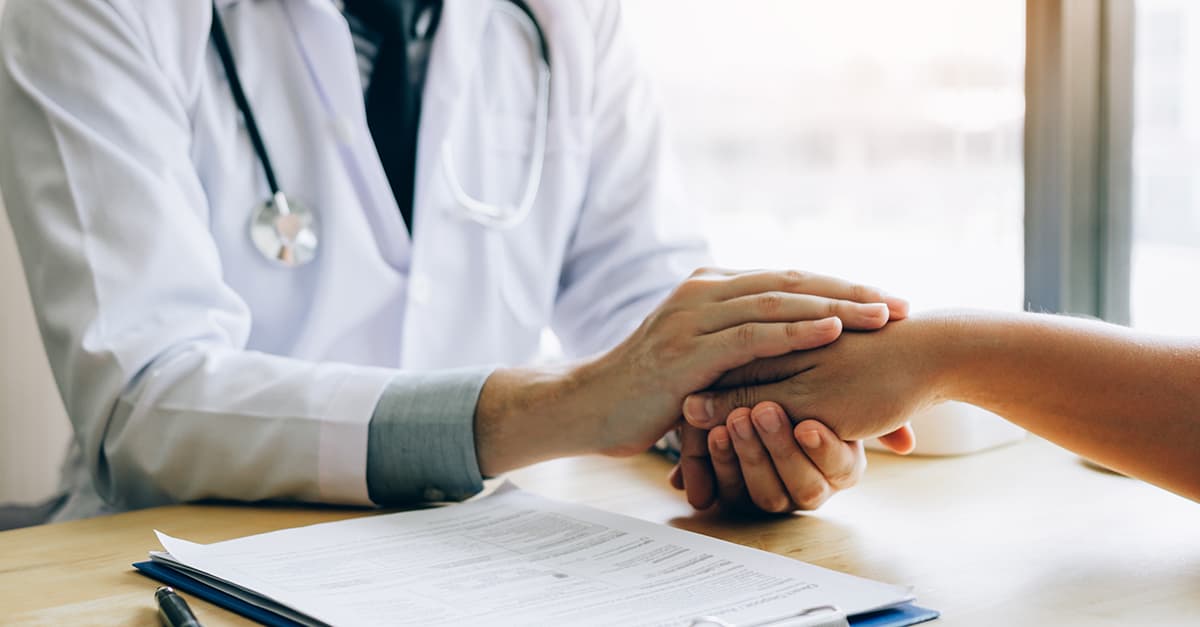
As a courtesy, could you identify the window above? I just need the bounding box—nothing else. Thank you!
[1132,0,1200,334]
[621,1,1026,310]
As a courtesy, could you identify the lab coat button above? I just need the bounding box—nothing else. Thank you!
[410,273,432,305]
[422,487,446,501]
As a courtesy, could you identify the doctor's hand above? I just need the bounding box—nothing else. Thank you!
[473,268,904,476]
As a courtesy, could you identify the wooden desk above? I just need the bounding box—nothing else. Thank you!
[2,437,1198,626]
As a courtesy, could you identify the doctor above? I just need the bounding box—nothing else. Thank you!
[0,0,905,521]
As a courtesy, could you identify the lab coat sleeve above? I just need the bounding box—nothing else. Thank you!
[0,0,397,510]
[551,0,712,358]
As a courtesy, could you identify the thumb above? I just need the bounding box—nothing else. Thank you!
[683,386,770,430]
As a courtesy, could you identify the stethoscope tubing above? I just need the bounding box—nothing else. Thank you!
[210,3,284,202]
[439,0,552,229]
[506,0,551,67]
[211,0,554,245]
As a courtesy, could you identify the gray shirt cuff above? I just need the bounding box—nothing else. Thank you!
[366,366,494,504]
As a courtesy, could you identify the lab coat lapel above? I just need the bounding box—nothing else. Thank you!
[277,0,417,267]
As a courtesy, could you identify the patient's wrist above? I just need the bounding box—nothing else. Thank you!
[909,309,1005,405]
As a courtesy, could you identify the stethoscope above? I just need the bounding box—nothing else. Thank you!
[210,0,551,268]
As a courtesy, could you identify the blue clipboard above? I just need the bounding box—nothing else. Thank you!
[134,560,939,627]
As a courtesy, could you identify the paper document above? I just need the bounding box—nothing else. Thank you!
[153,483,913,626]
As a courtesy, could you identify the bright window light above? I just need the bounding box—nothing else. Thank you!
[622,0,1026,312]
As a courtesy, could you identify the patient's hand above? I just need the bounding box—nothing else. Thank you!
[682,317,940,444]
[670,406,914,513]
[667,284,922,514]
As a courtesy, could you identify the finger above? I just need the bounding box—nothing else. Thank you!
[671,267,753,305]
[687,266,742,278]
[679,424,717,509]
[710,421,749,507]
[750,406,836,510]
[684,377,801,430]
[706,269,896,309]
[877,423,917,454]
[710,352,815,389]
[792,419,866,492]
[699,318,842,377]
[668,463,684,490]
[700,292,888,333]
[884,296,910,321]
[728,410,794,514]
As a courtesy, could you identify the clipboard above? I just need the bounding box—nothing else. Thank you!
[134,559,939,627]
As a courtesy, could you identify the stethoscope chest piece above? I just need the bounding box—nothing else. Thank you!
[250,191,319,267]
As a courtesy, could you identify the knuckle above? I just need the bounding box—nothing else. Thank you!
[824,298,841,318]
[732,324,757,350]
[690,266,715,278]
[659,337,689,362]
[783,269,809,287]
[757,292,784,316]
[743,444,770,464]
[785,376,810,399]
[794,484,831,510]
[783,321,805,341]
[850,283,875,303]
[768,497,792,514]
[824,466,860,490]
[774,443,806,465]
[753,493,787,514]
[711,445,736,464]
[675,278,703,298]
[729,387,756,410]
[664,309,698,334]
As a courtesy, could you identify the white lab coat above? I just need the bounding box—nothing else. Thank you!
[0,0,707,518]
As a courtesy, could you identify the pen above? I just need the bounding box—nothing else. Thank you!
[155,586,202,627]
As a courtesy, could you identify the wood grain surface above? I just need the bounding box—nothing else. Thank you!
[2,437,1197,626]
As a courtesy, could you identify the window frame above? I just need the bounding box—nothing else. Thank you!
[1024,0,1135,323]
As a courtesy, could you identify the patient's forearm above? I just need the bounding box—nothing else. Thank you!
[934,311,1200,500]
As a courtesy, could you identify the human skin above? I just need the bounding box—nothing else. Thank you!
[668,404,916,514]
[468,268,906,478]
[684,309,1200,503]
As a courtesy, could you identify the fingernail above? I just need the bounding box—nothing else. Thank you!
[684,395,714,424]
[713,435,731,451]
[814,316,839,330]
[731,416,754,440]
[799,429,822,449]
[752,407,782,434]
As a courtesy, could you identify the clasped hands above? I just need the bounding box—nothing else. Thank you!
[479,267,931,515]
[588,267,918,515]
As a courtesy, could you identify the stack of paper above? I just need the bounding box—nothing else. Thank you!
[136,483,937,626]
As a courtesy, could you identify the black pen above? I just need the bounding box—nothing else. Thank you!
[155,586,202,627]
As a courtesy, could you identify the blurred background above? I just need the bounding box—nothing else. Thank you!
[621,0,1200,333]
[1131,0,1200,332]
[625,0,1026,313]
[2,0,1200,503]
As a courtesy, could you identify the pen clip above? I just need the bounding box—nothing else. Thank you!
[689,604,847,627]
